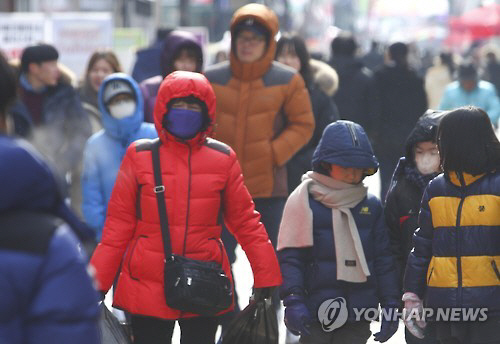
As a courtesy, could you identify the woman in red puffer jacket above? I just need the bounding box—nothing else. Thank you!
[90,71,282,344]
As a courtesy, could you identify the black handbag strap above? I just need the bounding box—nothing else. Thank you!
[150,139,173,258]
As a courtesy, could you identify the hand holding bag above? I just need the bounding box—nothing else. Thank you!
[150,139,232,316]
[220,296,279,344]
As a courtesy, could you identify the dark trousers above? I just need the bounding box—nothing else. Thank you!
[405,326,439,344]
[435,318,500,344]
[299,321,372,344]
[131,315,219,344]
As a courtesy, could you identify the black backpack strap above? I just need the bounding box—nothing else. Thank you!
[150,138,173,258]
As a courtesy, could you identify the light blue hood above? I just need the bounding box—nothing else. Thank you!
[98,73,145,142]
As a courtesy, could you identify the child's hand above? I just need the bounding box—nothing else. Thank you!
[402,292,425,339]
[283,294,312,336]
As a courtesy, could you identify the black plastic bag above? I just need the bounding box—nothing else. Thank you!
[220,298,278,344]
[99,304,132,344]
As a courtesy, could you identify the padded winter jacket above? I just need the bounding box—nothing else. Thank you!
[10,76,91,178]
[0,135,99,344]
[404,171,500,318]
[385,111,444,285]
[205,4,315,198]
[439,80,500,127]
[82,73,157,239]
[90,71,282,320]
[0,213,100,344]
[278,121,399,320]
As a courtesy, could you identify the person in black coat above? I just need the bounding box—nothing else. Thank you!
[385,109,444,344]
[276,33,339,193]
[329,32,379,141]
[373,42,428,201]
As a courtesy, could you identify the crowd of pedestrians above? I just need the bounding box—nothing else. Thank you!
[1,3,499,344]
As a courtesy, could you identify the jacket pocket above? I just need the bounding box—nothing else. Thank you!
[492,260,500,281]
[129,235,148,281]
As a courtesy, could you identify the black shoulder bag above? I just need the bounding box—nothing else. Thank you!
[150,140,233,316]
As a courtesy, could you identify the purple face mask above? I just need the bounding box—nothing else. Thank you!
[163,108,203,139]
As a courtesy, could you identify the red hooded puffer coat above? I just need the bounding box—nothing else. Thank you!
[90,71,282,319]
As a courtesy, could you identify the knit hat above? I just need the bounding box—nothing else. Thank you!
[102,79,134,104]
[234,18,270,42]
[21,44,59,72]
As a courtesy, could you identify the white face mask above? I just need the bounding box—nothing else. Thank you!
[108,100,136,119]
[415,152,440,175]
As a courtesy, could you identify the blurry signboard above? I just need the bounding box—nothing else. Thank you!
[0,13,46,59]
[0,13,113,79]
[51,13,113,78]
[113,28,147,74]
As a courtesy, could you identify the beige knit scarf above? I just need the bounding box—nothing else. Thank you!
[277,171,371,283]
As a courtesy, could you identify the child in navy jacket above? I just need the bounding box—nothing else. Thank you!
[278,120,400,343]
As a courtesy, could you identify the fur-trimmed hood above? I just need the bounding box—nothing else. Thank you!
[8,58,77,87]
[310,59,339,97]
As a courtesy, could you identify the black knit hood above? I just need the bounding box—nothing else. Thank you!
[405,109,445,166]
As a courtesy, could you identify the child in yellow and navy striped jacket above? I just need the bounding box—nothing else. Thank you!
[404,106,500,343]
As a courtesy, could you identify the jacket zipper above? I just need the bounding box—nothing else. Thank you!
[182,145,192,256]
[178,145,192,319]
[427,267,434,285]
[129,235,148,281]
[136,184,143,220]
[346,122,360,147]
[492,260,500,281]
[456,172,466,307]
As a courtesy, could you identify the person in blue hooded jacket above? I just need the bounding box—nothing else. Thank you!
[82,73,157,239]
[0,52,99,344]
[277,120,400,343]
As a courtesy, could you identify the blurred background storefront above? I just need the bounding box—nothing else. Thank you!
[1,0,499,75]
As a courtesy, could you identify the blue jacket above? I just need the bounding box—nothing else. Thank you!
[404,171,500,318]
[439,80,500,126]
[278,121,399,320]
[0,135,99,344]
[82,73,157,238]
